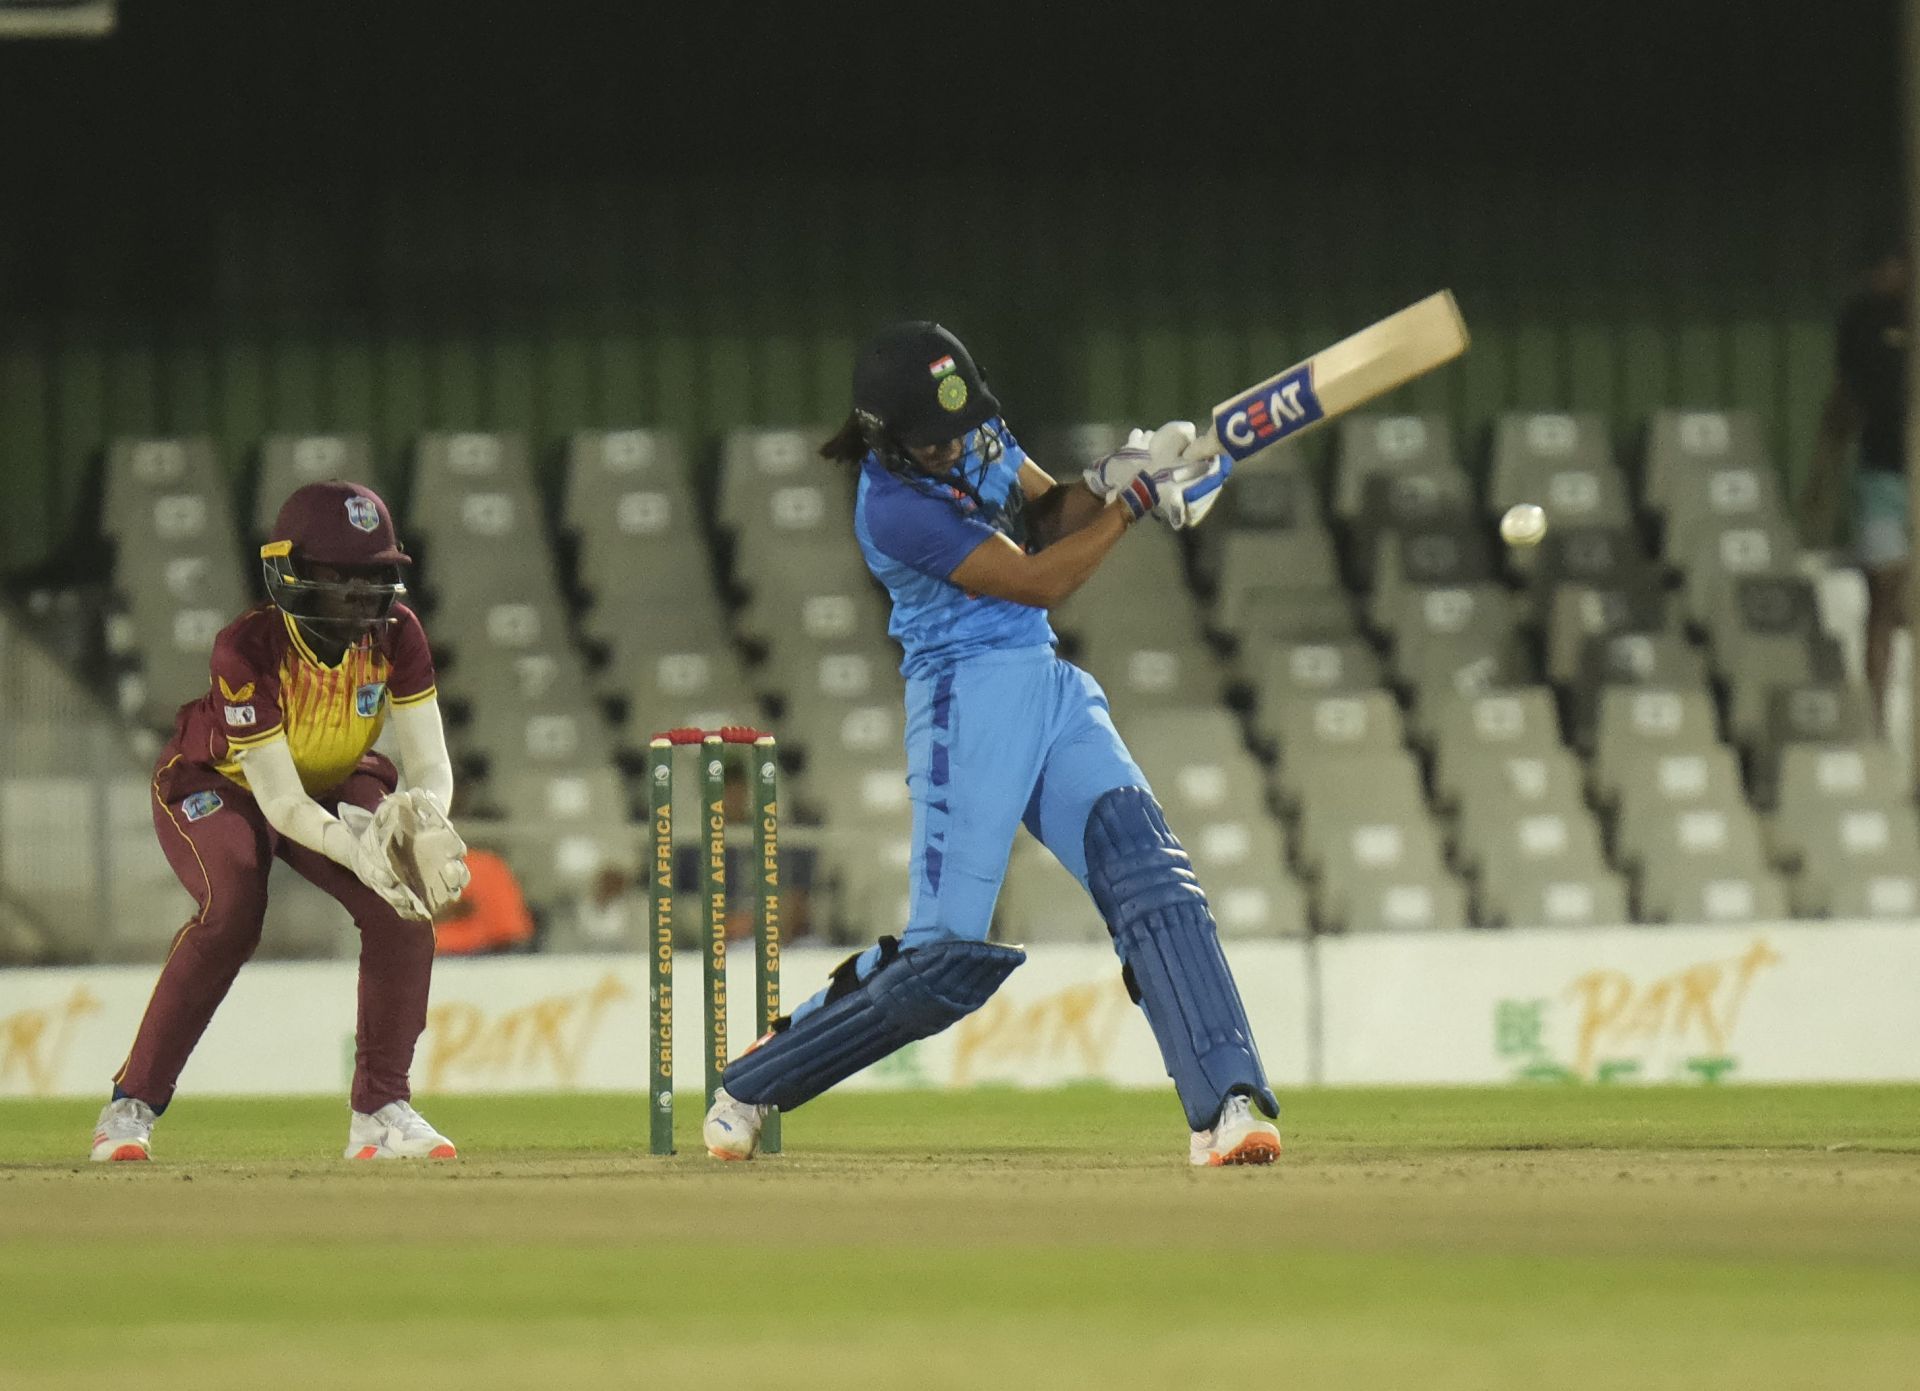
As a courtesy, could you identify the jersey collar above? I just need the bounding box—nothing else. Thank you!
[281,609,363,671]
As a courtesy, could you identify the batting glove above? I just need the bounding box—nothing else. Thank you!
[1142,420,1231,530]
[1083,427,1154,500]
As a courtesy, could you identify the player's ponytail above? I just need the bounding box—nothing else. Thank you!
[820,412,869,464]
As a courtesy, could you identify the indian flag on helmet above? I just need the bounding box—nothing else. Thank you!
[928,354,957,379]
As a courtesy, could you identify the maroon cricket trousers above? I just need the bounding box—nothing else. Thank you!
[116,758,435,1114]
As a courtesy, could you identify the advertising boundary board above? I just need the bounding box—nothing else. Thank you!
[2,925,1917,1099]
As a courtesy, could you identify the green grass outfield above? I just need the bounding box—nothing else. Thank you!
[3,1086,1918,1390]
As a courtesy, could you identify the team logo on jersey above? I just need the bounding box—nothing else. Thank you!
[355,681,387,717]
[937,375,969,412]
[217,676,255,702]
[344,496,380,532]
[224,703,257,727]
[181,791,223,822]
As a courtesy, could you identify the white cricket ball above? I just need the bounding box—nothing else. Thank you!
[1500,503,1548,548]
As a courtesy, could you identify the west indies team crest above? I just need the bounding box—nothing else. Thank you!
[355,681,387,717]
[344,496,380,532]
[181,791,223,822]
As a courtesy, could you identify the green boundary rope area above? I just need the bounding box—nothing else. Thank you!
[2,1087,1916,1391]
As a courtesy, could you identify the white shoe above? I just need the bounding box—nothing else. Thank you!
[703,1086,770,1161]
[345,1100,457,1160]
[1189,1094,1282,1167]
[90,1097,157,1163]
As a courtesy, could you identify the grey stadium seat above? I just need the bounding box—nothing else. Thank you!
[717,427,844,534]
[1211,530,1356,644]
[1571,632,1712,750]
[104,435,230,539]
[1369,519,1496,627]
[1591,686,1721,805]
[1294,751,1430,874]
[1825,871,1920,920]
[1268,690,1408,808]
[1478,865,1633,930]
[997,842,1111,944]
[1249,640,1386,743]
[1724,634,1847,751]
[1487,412,1633,529]
[1636,860,1790,925]
[1750,682,1876,805]
[1076,640,1225,711]
[1618,801,1770,882]
[1477,807,1612,890]
[255,434,377,534]
[1397,628,1534,705]
[1680,518,1801,628]
[1790,806,1920,917]
[1612,747,1748,852]
[1644,409,1772,517]
[105,437,249,726]
[737,541,891,648]
[1662,458,1787,560]
[562,429,691,534]
[1544,582,1672,688]
[1333,413,1465,520]
[1347,468,1477,592]
[1451,748,1591,872]
[617,644,758,744]
[1530,525,1650,591]
[410,432,543,537]
[1771,741,1907,869]
[726,470,858,583]
[1325,869,1471,934]
[1315,811,1451,909]
[1426,687,1563,807]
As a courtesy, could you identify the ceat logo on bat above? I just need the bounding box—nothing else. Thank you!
[1214,365,1325,462]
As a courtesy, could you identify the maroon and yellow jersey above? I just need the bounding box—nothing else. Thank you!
[162,602,437,799]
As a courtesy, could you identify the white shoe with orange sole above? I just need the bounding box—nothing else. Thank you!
[90,1097,157,1163]
[1189,1094,1282,1167]
[345,1100,457,1160]
[703,1086,770,1161]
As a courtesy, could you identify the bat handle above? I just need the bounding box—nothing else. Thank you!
[1182,427,1224,463]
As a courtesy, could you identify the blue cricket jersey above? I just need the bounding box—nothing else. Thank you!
[854,423,1057,678]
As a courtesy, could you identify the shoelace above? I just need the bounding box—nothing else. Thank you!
[107,1100,150,1135]
[383,1103,438,1140]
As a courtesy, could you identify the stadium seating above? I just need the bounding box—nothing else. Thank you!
[255,434,377,535]
[408,432,633,899]
[104,436,249,728]
[60,398,1920,963]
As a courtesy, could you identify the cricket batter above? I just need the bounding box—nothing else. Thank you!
[704,322,1282,1166]
[92,481,470,1163]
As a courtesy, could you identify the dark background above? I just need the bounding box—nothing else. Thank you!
[0,1,1902,568]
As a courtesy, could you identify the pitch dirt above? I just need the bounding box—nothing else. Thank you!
[3,1087,1917,1390]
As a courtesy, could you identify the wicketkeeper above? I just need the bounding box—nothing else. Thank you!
[703,322,1282,1166]
[92,481,472,1163]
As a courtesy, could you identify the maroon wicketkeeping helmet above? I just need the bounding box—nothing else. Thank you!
[260,481,410,648]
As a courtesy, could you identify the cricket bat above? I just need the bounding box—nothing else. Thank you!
[1189,291,1469,463]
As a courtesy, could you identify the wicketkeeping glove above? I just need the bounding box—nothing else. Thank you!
[337,798,431,921]
[398,788,472,916]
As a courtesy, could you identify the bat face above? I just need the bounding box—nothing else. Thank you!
[1212,364,1326,462]
[1193,292,1468,464]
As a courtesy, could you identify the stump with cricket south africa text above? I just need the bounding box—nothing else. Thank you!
[645,727,781,1155]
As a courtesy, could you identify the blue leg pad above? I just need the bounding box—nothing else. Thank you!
[1085,786,1278,1131]
[723,937,1025,1111]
